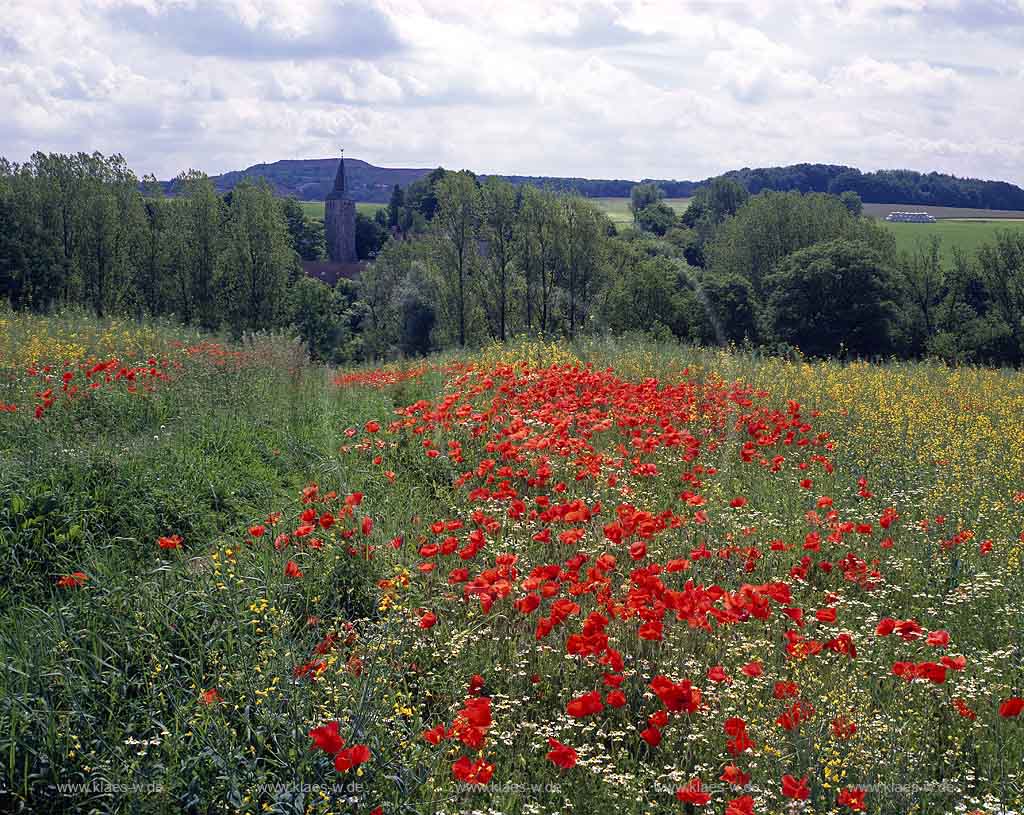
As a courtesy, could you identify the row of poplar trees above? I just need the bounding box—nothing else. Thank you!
[0,152,299,334]
[363,171,616,355]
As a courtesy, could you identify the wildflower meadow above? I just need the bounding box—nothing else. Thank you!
[1,313,1022,815]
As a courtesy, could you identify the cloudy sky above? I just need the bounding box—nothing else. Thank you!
[2,0,1023,183]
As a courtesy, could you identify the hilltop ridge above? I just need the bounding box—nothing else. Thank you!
[162,158,1024,211]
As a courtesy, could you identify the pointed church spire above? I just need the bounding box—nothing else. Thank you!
[329,148,349,199]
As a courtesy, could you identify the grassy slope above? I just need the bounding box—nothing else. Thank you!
[2,320,1023,813]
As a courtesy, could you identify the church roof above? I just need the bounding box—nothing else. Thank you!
[327,152,350,200]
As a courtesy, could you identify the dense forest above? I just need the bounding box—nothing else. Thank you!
[4,151,1024,367]
[189,156,1024,211]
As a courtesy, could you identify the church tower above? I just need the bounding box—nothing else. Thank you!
[325,150,357,263]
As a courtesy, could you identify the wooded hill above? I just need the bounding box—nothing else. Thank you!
[163,158,1024,211]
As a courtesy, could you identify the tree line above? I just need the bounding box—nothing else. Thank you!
[4,151,1024,368]
[710,164,1024,211]
[474,162,1024,211]
[624,178,1024,365]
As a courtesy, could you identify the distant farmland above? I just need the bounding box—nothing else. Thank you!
[299,201,385,221]
[863,202,1024,220]
[883,218,1024,261]
[593,196,692,225]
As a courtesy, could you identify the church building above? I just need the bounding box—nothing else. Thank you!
[325,151,357,263]
[301,151,363,287]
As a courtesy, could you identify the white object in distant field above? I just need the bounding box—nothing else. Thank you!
[885,211,937,222]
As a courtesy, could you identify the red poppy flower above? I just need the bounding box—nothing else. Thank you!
[546,738,578,769]
[566,690,604,719]
[423,724,447,745]
[284,560,303,578]
[451,756,494,785]
[926,629,950,647]
[999,697,1024,718]
[952,698,976,721]
[200,688,221,705]
[741,661,763,678]
[649,675,701,713]
[157,534,182,550]
[782,774,810,800]
[720,764,751,786]
[460,697,492,728]
[640,726,662,747]
[335,744,371,772]
[309,721,345,755]
[707,665,731,683]
[675,778,711,806]
[56,571,89,588]
[916,662,947,684]
[419,611,437,629]
[605,689,627,708]
[831,715,857,740]
[838,787,866,811]
[725,795,754,815]
[938,656,966,677]
[774,681,800,699]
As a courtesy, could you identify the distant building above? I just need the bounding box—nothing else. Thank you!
[885,211,936,223]
[325,150,357,262]
[301,150,364,285]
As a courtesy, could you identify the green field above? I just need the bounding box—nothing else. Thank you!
[884,219,1024,262]
[299,201,385,221]
[592,196,692,225]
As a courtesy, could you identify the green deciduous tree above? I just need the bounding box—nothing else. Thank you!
[218,181,298,334]
[281,197,326,262]
[707,190,894,301]
[559,196,608,338]
[515,185,560,335]
[355,212,387,260]
[765,239,897,358]
[433,171,480,346]
[479,177,519,341]
[975,230,1024,363]
[635,200,677,236]
[630,183,664,222]
[894,236,945,353]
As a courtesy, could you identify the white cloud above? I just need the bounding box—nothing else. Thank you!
[0,0,1021,185]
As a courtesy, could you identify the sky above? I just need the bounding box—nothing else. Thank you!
[2,0,1023,184]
